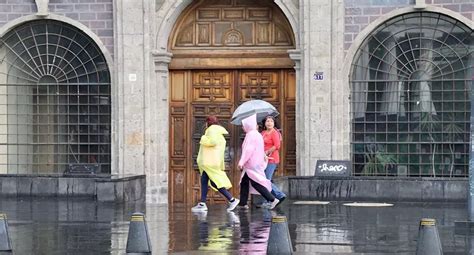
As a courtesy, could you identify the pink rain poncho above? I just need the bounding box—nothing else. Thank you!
[238,114,272,194]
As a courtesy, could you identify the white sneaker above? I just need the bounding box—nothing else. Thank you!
[269,198,280,210]
[261,202,272,209]
[191,202,208,212]
[238,205,249,211]
[227,211,240,225]
[192,211,208,221]
[227,198,240,211]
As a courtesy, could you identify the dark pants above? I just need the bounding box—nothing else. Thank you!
[201,171,233,202]
[239,173,275,206]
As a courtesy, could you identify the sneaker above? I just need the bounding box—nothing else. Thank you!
[238,205,249,210]
[269,198,280,210]
[191,202,208,212]
[261,202,272,209]
[192,211,208,221]
[276,196,286,206]
[227,198,240,211]
[227,211,240,225]
[270,210,278,217]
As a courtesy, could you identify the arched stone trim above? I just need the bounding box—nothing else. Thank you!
[0,14,114,71]
[274,0,300,48]
[155,0,193,52]
[0,13,117,173]
[343,6,473,87]
[155,0,300,53]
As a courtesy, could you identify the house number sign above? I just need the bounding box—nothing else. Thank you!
[313,71,324,80]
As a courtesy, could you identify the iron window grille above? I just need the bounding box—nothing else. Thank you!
[350,12,472,177]
[0,20,111,174]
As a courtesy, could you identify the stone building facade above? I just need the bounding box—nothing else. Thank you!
[0,0,471,203]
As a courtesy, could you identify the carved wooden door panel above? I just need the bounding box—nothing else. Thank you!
[237,70,296,178]
[169,71,189,205]
[189,71,237,204]
[169,70,237,205]
[169,69,295,206]
[282,70,296,177]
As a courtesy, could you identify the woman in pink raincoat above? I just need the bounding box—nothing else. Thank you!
[238,114,279,210]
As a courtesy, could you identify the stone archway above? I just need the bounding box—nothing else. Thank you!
[164,0,298,206]
[149,0,300,204]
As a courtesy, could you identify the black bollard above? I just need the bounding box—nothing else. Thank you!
[416,218,443,255]
[0,213,12,252]
[267,215,292,254]
[126,212,152,254]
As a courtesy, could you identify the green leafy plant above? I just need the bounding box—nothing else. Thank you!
[363,147,397,175]
[443,114,464,177]
[418,112,440,177]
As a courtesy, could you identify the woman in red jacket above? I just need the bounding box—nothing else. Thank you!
[260,115,287,208]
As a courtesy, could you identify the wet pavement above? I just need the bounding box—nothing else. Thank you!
[0,197,472,254]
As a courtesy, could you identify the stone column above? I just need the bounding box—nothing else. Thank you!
[289,49,304,175]
[146,51,172,204]
[297,0,311,176]
[298,0,346,176]
[113,0,150,176]
[330,0,349,159]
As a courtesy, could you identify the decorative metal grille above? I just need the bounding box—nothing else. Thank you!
[350,12,472,177]
[0,20,111,174]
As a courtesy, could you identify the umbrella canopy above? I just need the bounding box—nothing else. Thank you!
[231,99,279,125]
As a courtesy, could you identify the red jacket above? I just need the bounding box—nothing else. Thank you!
[261,129,281,164]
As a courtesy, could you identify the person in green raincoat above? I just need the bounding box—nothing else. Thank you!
[191,115,240,212]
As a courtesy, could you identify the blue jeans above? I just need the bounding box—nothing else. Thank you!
[265,163,286,200]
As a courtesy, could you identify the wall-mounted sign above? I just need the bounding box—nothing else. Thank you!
[313,72,324,80]
[66,164,99,175]
[314,160,351,177]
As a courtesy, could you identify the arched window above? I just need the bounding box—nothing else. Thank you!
[350,12,472,177]
[0,20,111,174]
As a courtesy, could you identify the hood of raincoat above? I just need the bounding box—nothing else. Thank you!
[242,114,257,133]
[206,124,229,136]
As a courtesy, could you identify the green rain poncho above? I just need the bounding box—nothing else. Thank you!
[196,124,232,190]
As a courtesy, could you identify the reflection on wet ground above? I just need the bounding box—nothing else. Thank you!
[0,197,471,254]
[170,207,274,254]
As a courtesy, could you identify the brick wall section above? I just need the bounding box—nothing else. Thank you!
[344,0,473,52]
[0,0,114,59]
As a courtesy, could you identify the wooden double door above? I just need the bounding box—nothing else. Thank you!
[169,69,295,205]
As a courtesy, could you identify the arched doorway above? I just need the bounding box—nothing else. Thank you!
[0,20,112,174]
[168,0,296,206]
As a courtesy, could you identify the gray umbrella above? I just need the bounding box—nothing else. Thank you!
[231,99,279,125]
